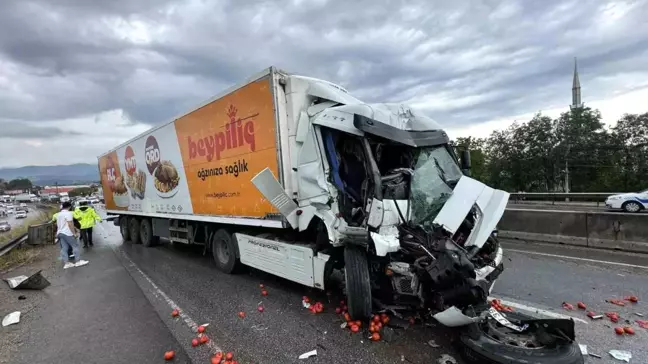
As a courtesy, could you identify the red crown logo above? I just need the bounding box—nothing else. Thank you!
[226,105,238,122]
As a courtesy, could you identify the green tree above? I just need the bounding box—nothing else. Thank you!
[8,178,32,190]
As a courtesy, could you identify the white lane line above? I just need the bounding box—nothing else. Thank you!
[117,248,223,354]
[488,296,589,324]
[505,248,648,269]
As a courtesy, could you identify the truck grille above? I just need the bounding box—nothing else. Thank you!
[393,276,415,295]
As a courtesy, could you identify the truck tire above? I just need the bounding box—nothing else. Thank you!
[211,229,239,274]
[344,245,372,320]
[129,218,141,244]
[140,219,157,247]
[120,217,130,242]
[459,310,584,364]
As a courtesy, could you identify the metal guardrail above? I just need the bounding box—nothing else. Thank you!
[509,192,620,206]
[0,233,28,257]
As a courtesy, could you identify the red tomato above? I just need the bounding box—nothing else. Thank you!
[371,332,381,341]
[577,302,586,310]
[164,351,175,360]
[335,307,342,314]
[259,284,264,288]
[198,325,206,333]
[225,352,234,360]
[344,313,351,322]
[342,305,348,311]
[200,335,209,344]
[261,290,268,296]
[624,327,635,335]
[354,320,362,327]
[381,316,390,324]
[191,338,199,347]
[238,311,246,319]
[171,309,179,317]
[615,327,625,335]
[258,306,264,312]
[303,296,310,303]
[211,356,221,364]
[350,324,360,333]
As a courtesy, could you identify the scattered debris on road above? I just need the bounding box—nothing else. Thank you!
[238,311,246,319]
[3,270,50,290]
[436,353,457,364]
[298,349,317,359]
[607,298,626,306]
[636,320,648,329]
[624,296,639,303]
[609,349,632,362]
[428,339,440,348]
[171,309,179,317]
[579,344,588,355]
[562,302,574,310]
[164,350,175,360]
[2,311,20,326]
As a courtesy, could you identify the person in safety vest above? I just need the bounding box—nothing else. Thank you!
[73,200,102,248]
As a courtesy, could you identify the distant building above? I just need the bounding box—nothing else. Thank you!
[41,185,91,194]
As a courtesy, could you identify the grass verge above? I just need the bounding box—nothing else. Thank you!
[0,246,41,273]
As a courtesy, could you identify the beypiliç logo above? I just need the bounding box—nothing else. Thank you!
[188,104,257,161]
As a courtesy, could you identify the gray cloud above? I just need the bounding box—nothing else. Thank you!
[1,0,647,137]
[0,120,81,139]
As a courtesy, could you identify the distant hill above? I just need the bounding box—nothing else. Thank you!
[0,163,99,186]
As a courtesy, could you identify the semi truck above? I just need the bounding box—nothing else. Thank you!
[100,67,582,364]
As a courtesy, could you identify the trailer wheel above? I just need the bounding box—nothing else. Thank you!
[140,219,157,247]
[129,218,141,244]
[344,245,372,319]
[212,229,239,274]
[119,217,130,242]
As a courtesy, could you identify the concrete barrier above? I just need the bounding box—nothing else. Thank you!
[500,208,648,253]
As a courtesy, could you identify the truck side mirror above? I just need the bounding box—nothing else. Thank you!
[460,150,471,176]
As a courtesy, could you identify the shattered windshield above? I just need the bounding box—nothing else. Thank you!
[410,146,463,226]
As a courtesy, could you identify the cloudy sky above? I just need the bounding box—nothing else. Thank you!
[1,0,647,168]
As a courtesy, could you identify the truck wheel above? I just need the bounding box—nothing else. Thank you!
[211,229,239,274]
[344,245,372,320]
[140,219,156,247]
[459,310,584,364]
[129,218,141,244]
[119,217,130,242]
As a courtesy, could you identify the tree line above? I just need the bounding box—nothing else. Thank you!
[453,108,648,193]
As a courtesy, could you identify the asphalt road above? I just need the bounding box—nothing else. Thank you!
[87,216,648,364]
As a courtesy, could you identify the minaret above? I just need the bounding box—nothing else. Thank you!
[570,57,582,109]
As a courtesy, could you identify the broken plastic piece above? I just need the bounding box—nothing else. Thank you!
[2,311,20,327]
[3,270,50,290]
[436,354,457,364]
[428,339,440,348]
[579,344,588,355]
[609,350,632,362]
[298,350,317,359]
[589,353,602,359]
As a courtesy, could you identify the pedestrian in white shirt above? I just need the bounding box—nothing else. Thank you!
[56,201,89,269]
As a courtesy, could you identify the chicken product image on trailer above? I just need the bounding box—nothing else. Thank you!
[98,67,583,364]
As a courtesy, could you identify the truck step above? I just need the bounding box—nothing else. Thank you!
[169,227,189,233]
[169,237,189,244]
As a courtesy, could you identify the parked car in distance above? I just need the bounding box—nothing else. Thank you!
[15,211,27,219]
[20,203,27,207]
[0,221,10,232]
[605,189,648,213]
[6,208,15,214]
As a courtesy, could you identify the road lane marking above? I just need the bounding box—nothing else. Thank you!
[488,296,588,324]
[117,247,223,354]
[505,248,648,269]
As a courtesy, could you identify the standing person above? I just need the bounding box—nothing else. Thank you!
[73,201,102,248]
[56,201,88,269]
[52,206,79,260]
